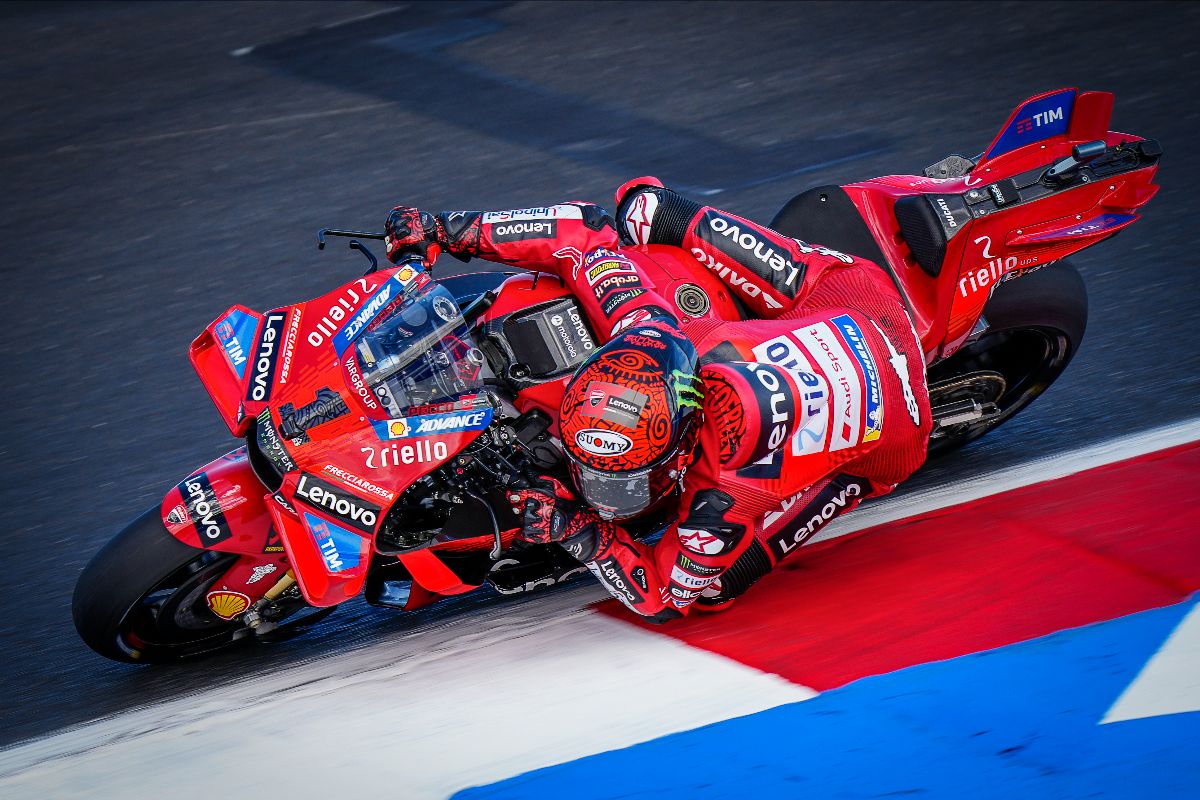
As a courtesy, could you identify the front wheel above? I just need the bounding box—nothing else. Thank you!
[926,261,1088,457]
[73,508,251,663]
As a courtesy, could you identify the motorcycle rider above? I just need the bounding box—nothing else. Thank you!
[384,177,931,621]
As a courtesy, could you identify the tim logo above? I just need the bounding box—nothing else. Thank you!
[1016,106,1063,134]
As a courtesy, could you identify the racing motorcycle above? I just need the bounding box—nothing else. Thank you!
[74,88,1161,662]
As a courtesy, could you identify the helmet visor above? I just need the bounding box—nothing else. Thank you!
[568,457,681,521]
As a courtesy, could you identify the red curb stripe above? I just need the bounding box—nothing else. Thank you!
[599,441,1200,690]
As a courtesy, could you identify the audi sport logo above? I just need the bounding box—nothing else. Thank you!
[574,428,632,457]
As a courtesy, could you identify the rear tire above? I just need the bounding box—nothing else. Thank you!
[926,261,1088,457]
[72,508,245,663]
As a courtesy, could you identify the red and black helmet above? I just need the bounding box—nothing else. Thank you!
[559,319,703,520]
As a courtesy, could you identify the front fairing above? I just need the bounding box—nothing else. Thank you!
[191,263,498,606]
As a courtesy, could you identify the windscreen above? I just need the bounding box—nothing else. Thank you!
[351,281,491,417]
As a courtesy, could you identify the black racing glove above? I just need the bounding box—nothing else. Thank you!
[507,476,599,545]
[384,206,445,264]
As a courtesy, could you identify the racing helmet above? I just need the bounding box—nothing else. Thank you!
[559,321,703,520]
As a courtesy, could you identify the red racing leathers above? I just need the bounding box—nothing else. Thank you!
[402,183,931,621]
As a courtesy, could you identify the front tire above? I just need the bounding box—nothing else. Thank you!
[72,508,246,663]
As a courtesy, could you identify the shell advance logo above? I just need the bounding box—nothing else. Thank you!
[371,408,494,440]
[331,274,410,355]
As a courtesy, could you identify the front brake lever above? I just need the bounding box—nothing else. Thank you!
[316,228,386,250]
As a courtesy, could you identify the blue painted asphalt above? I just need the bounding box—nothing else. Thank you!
[456,598,1200,799]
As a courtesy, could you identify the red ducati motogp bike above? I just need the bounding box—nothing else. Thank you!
[74,89,1160,662]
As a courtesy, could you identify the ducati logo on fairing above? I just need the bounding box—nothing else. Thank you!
[574,428,633,457]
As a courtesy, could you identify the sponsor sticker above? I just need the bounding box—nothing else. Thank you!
[321,463,396,502]
[481,205,583,223]
[246,564,278,585]
[695,210,803,294]
[588,556,645,609]
[343,352,379,412]
[206,590,250,620]
[592,272,643,303]
[294,473,382,533]
[332,275,406,354]
[213,308,258,380]
[256,410,298,473]
[871,321,921,426]
[304,512,362,573]
[831,315,883,442]
[677,553,723,577]
[585,258,635,286]
[985,88,1076,159]
[546,305,595,361]
[574,428,633,457]
[165,504,188,528]
[278,308,301,384]
[307,276,378,349]
[491,219,557,243]
[361,439,450,470]
[670,564,719,590]
[600,288,646,317]
[795,322,862,452]
[678,527,726,556]
[752,334,830,456]
[581,382,647,429]
[767,476,871,559]
[371,407,493,440]
[245,311,286,402]
[623,190,658,244]
[182,473,232,547]
[263,526,286,553]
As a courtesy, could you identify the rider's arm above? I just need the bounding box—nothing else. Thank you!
[615,179,858,318]
[391,203,679,339]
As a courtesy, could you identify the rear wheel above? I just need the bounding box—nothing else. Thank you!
[926,261,1088,457]
[73,508,249,663]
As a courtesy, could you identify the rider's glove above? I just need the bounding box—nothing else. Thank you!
[508,476,596,545]
[384,206,445,264]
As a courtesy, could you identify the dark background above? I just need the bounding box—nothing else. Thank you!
[1,0,1196,746]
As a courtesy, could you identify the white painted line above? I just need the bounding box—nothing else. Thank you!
[229,46,254,57]
[810,417,1200,545]
[319,6,404,30]
[0,587,811,800]
[1102,599,1200,724]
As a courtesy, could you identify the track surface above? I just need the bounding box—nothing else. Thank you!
[1,1,1197,747]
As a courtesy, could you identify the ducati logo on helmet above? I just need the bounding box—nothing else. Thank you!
[574,428,633,457]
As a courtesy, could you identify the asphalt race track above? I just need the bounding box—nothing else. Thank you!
[1,0,1198,754]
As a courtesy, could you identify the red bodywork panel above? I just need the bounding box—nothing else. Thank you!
[167,88,1158,611]
[842,89,1159,362]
